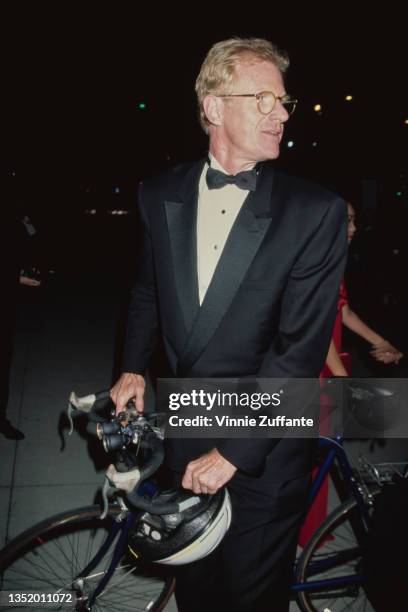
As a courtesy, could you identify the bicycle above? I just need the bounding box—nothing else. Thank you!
[292,379,408,611]
[0,387,406,611]
[0,391,177,611]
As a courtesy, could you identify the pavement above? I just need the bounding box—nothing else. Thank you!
[1,247,407,611]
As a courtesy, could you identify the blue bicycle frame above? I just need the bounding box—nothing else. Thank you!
[71,436,371,606]
[291,435,372,595]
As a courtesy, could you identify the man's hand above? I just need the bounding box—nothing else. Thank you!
[110,372,145,415]
[182,449,237,495]
[19,275,41,287]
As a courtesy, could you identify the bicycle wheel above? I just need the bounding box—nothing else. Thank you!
[295,489,380,612]
[0,505,174,611]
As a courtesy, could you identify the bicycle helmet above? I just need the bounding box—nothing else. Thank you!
[128,487,232,565]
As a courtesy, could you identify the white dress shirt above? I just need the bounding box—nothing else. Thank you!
[197,154,251,304]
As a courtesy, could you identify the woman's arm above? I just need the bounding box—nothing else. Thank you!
[325,340,348,376]
[341,304,384,344]
[342,304,403,364]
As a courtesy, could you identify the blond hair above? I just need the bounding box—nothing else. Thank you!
[195,37,290,133]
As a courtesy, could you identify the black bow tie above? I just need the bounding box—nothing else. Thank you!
[206,165,258,191]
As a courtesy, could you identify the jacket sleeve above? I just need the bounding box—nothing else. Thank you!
[122,183,160,374]
[258,196,348,378]
[217,197,348,474]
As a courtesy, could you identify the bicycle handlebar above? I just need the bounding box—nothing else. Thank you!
[68,389,182,515]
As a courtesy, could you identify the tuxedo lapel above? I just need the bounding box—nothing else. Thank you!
[177,164,276,375]
[164,161,204,336]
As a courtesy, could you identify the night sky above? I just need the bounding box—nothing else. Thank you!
[4,7,407,212]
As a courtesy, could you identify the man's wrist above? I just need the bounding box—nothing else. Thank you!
[122,371,144,378]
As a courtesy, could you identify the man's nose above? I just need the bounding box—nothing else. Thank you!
[269,102,289,124]
[267,116,285,132]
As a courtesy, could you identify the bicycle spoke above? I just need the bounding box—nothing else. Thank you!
[6,551,68,589]
[43,537,78,582]
[0,507,173,612]
[296,491,380,611]
[100,565,137,595]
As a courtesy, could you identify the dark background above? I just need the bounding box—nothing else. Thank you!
[3,6,408,365]
[4,7,407,201]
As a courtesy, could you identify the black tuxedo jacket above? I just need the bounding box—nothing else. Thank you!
[123,159,347,479]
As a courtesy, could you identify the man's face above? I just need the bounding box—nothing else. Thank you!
[216,60,289,163]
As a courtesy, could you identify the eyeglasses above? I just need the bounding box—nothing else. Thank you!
[215,91,298,116]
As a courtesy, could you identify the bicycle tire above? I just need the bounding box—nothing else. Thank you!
[295,488,381,612]
[0,505,175,612]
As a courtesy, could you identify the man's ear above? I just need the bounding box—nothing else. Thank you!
[203,94,223,127]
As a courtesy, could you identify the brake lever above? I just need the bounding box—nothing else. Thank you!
[67,390,112,435]
[67,402,75,436]
[101,475,119,520]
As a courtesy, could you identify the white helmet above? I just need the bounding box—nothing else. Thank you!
[128,488,232,565]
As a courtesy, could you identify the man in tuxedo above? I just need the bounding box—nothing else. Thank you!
[111,38,347,611]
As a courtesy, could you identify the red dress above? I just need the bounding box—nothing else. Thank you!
[298,282,350,547]
[320,282,350,378]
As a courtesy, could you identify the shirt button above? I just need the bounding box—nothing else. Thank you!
[214,245,218,250]
[221,210,226,214]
